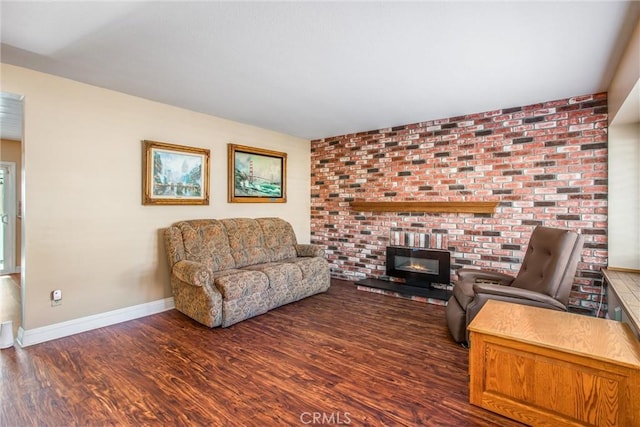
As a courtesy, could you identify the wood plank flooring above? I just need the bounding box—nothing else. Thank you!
[0,279,522,426]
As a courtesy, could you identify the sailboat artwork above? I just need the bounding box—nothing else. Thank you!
[228,144,287,203]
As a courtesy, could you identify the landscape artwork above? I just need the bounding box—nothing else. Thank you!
[142,140,210,205]
[228,144,287,203]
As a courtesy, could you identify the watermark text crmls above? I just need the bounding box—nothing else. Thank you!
[299,411,352,425]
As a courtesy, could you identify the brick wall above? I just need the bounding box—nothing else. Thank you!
[310,93,608,315]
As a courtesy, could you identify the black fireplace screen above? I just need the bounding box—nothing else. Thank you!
[386,246,450,287]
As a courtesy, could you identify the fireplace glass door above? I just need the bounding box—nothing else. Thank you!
[394,255,439,275]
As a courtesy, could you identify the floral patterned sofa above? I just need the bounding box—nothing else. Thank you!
[164,217,330,327]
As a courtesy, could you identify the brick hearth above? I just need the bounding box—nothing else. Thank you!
[310,93,608,314]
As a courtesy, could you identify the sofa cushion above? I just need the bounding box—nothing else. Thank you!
[174,220,235,272]
[245,262,306,308]
[256,217,298,262]
[221,218,270,268]
[214,269,269,301]
[282,256,329,280]
[243,262,304,288]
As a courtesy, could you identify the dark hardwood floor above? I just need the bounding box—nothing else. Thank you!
[0,279,522,426]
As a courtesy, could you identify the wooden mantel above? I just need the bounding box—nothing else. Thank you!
[349,200,499,214]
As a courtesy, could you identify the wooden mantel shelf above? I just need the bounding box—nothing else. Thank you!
[350,200,499,214]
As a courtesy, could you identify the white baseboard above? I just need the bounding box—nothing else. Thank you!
[16,297,175,347]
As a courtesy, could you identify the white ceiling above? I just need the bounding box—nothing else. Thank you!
[1,1,639,140]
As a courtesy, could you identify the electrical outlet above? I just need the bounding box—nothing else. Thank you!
[51,290,62,307]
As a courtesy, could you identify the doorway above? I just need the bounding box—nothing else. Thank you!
[0,91,24,339]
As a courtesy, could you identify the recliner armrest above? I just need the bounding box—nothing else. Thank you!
[458,268,515,286]
[472,282,567,310]
[296,244,325,258]
[172,260,213,287]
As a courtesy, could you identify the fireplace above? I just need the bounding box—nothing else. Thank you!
[356,245,452,302]
[386,246,450,287]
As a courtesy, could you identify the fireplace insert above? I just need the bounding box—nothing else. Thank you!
[386,246,451,287]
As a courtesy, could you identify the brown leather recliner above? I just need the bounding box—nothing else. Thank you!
[446,226,584,344]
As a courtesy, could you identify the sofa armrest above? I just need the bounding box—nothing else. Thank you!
[457,268,515,286]
[472,282,567,310]
[172,260,213,287]
[296,244,325,258]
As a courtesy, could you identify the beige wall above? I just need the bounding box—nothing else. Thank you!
[0,63,311,330]
[0,138,22,268]
[608,123,640,269]
[608,17,640,270]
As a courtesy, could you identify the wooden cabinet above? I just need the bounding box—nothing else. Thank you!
[468,300,640,426]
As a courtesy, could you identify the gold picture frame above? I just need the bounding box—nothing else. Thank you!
[228,144,287,203]
[142,140,210,205]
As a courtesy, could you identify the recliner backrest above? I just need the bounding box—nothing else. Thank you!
[256,217,299,262]
[166,219,236,272]
[221,218,270,268]
[511,226,584,305]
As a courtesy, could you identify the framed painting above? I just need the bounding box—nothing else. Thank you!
[142,140,210,205]
[228,144,287,203]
